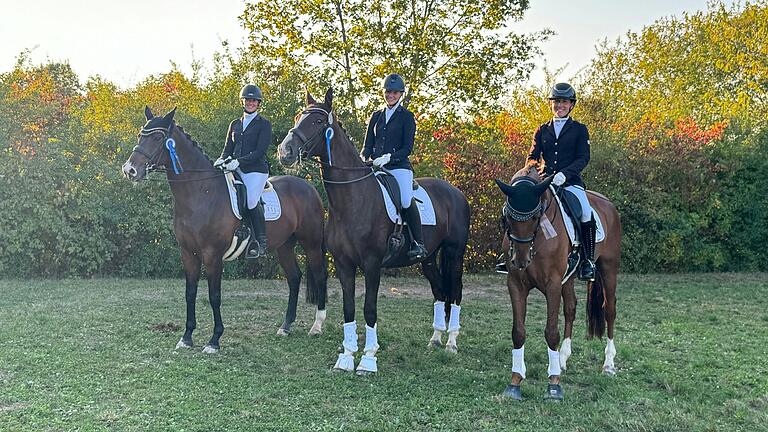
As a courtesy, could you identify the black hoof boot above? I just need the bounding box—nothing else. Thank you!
[544,383,564,401]
[502,384,523,401]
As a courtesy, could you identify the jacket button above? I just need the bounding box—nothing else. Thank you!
[555,151,558,155]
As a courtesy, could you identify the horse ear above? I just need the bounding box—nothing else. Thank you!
[144,106,154,120]
[533,175,554,195]
[324,87,333,108]
[306,89,316,105]
[495,179,514,197]
[163,107,177,122]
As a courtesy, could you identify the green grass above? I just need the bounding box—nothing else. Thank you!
[0,273,767,431]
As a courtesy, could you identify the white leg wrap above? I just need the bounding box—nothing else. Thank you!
[356,354,378,373]
[547,348,561,377]
[433,301,447,331]
[364,324,379,355]
[603,338,617,375]
[559,337,572,370]
[342,320,358,353]
[512,346,526,379]
[447,303,461,332]
[334,353,355,371]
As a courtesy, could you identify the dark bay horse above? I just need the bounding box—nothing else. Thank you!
[278,89,470,374]
[122,107,328,353]
[495,166,621,401]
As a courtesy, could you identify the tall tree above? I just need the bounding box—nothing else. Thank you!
[240,0,549,123]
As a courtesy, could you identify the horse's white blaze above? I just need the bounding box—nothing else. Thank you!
[512,346,526,379]
[308,309,326,335]
[603,338,617,375]
[122,161,137,177]
[559,337,572,370]
[175,339,191,349]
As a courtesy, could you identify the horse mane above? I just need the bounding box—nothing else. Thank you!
[175,124,213,163]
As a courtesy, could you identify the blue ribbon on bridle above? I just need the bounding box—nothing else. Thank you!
[165,137,183,174]
[325,127,334,166]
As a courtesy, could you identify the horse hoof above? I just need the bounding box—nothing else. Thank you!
[501,385,522,401]
[276,328,290,337]
[355,369,376,377]
[445,343,458,354]
[202,345,219,354]
[544,384,564,401]
[308,326,322,336]
[603,365,617,376]
[175,339,192,350]
[428,339,442,349]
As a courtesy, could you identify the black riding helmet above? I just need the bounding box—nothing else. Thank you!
[240,84,263,101]
[548,82,577,102]
[382,74,406,92]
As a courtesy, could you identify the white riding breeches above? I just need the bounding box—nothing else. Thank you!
[390,168,414,208]
[237,169,269,209]
[565,185,594,223]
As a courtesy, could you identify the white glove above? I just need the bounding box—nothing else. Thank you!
[372,153,391,168]
[213,158,225,168]
[553,172,566,186]
[224,159,240,171]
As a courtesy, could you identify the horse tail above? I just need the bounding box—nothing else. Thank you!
[439,243,465,305]
[586,270,606,339]
[304,246,328,307]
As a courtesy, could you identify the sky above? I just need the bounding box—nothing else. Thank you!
[0,0,737,89]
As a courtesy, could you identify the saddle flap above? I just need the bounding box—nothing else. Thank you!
[375,173,403,215]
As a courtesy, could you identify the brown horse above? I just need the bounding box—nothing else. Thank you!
[495,166,621,401]
[122,107,328,353]
[278,89,470,374]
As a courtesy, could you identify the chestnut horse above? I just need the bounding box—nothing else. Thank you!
[495,166,621,401]
[278,89,470,375]
[122,107,328,353]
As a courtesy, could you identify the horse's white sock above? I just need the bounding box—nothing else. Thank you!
[447,303,461,332]
[512,346,526,379]
[433,301,446,331]
[548,348,561,377]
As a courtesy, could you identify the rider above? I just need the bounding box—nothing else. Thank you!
[215,84,272,259]
[527,82,597,281]
[360,73,427,259]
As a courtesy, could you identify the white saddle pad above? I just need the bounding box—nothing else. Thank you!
[225,172,281,221]
[550,185,605,245]
[375,173,437,225]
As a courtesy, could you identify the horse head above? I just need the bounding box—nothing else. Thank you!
[278,88,335,166]
[122,106,177,181]
[495,170,553,270]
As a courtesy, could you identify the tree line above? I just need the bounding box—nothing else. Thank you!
[0,0,765,277]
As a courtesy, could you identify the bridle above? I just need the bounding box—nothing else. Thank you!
[287,105,374,184]
[502,177,550,264]
[132,122,175,173]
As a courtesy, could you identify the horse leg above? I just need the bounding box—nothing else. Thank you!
[304,241,328,336]
[443,244,465,354]
[275,240,300,336]
[544,285,564,401]
[356,262,382,375]
[421,254,445,348]
[333,258,358,372]
[560,280,577,371]
[600,263,618,375]
[177,250,201,349]
[202,256,224,354]
[502,282,528,400]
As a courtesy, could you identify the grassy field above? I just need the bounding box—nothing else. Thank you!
[0,273,766,431]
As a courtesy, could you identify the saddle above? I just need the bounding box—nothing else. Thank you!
[374,171,419,215]
[556,188,584,241]
[374,171,424,268]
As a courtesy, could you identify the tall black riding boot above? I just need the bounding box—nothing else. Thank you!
[403,204,428,259]
[579,218,597,281]
[246,203,267,259]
